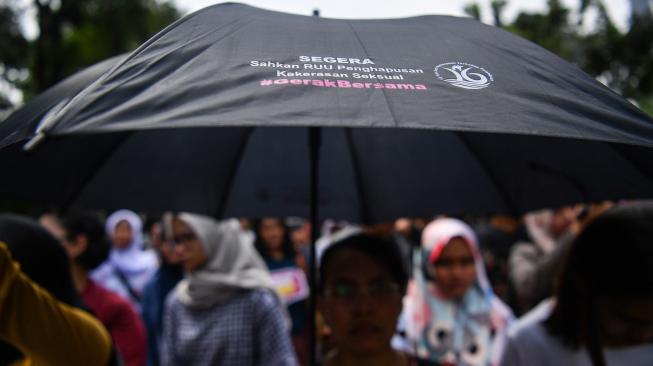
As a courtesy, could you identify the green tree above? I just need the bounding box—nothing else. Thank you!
[0,0,180,106]
[0,1,30,111]
[29,0,180,98]
[464,0,653,116]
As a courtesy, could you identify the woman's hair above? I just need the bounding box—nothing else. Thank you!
[319,233,408,293]
[545,202,653,353]
[60,212,111,271]
[253,218,295,260]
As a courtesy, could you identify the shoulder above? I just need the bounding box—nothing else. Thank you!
[90,261,114,279]
[508,299,551,336]
[242,289,284,320]
[248,288,281,308]
[140,249,159,268]
[91,281,140,316]
[490,296,515,330]
[504,299,559,357]
[163,286,184,315]
[509,242,539,258]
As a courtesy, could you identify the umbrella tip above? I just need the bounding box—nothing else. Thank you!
[23,132,46,152]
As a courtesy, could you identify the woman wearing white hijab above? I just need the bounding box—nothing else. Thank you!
[91,209,158,307]
[160,213,297,366]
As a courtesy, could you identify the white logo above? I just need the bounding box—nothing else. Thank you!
[434,62,493,90]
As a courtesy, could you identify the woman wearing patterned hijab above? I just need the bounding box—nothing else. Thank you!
[401,218,513,366]
[160,213,297,366]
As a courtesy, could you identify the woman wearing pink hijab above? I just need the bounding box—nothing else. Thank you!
[400,218,513,366]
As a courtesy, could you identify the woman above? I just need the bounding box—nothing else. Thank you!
[141,215,184,366]
[92,209,158,307]
[0,214,114,366]
[319,232,411,366]
[401,218,513,366]
[55,212,148,366]
[254,217,310,365]
[160,213,297,365]
[500,202,653,366]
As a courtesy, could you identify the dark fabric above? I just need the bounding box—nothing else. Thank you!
[141,264,183,366]
[1,4,653,221]
[2,128,653,223]
[38,4,653,146]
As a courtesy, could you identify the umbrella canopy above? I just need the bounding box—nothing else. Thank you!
[0,54,125,149]
[2,5,653,365]
[1,2,652,221]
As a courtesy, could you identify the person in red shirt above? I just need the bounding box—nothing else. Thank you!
[41,211,148,366]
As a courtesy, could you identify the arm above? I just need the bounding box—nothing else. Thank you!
[0,243,112,366]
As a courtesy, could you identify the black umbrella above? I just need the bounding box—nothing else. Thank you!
[2,3,651,217]
[2,3,653,364]
[0,54,125,149]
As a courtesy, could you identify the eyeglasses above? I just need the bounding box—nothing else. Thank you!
[323,280,401,303]
[173,232,197,245]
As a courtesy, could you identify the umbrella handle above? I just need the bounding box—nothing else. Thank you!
[308,127,321,366]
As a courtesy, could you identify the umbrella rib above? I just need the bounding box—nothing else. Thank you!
[344,128,370,223]
[214,127,255,219]
[454,133,516,215]
[345,20,400,128]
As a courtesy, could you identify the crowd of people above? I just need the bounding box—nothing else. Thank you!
[0,201,651,365]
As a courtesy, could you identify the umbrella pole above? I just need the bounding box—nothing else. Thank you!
[308,126,321,366]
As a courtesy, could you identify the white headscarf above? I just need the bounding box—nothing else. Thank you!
[105,209,158,275]
[175,213,275,309]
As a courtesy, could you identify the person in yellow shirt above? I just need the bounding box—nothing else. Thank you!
[0,214,113,366]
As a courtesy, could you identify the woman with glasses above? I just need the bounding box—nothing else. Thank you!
[318,232,411,366]
[160,213,297,366]
[400,218,513,366]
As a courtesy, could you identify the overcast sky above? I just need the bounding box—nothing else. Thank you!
[172,0,634,31]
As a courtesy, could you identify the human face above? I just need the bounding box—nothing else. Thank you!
[320,248,402,356]
[550,206,579,238]
[259,218,285,251]
[597,297,653,348]
[150,222,183,265]
[112,220,133,249]
[172,218,208,272]
[432,237,477,299]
